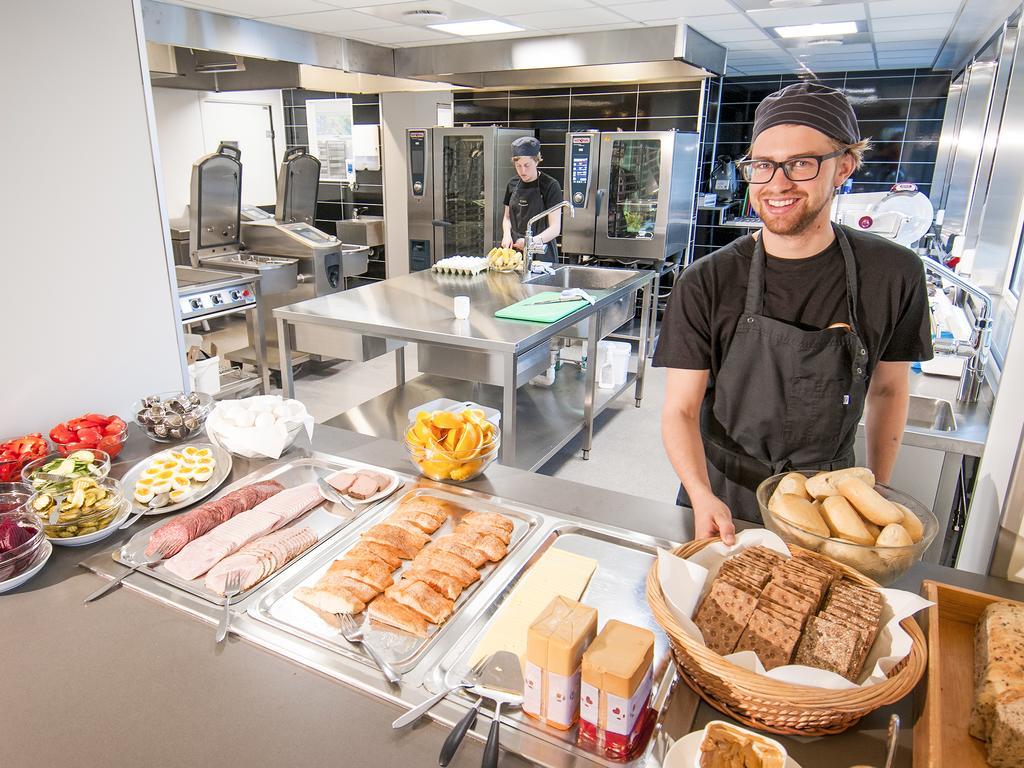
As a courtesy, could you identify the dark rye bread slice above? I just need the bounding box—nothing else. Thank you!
[818,607,877,679]
[794,616,861,678]
[734,608,800,670]
[694,580,758,655]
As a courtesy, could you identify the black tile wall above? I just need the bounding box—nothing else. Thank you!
[694,69,951,260]
[282,88,386,281]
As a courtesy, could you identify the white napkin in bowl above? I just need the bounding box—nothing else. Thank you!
[206,396,314,459]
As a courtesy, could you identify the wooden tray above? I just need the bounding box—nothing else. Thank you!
[913,580,1024,767]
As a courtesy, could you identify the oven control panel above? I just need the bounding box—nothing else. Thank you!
[179,287,255,320]
[568,132,597,208]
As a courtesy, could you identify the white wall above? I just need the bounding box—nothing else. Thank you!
[380,92,451,277]
[0,0,185,436]
[151,88,287,219]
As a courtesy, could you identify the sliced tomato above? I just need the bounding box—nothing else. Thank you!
[49,425,76,444]
[97,435,123,457]
[59,441,91,454]
[75,427,102,445]
[103,418,126,435]
[82,413,111,426]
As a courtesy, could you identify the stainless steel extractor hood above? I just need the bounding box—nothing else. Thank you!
[394,25,726,88]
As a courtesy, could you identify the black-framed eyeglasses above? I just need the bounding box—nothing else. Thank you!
[736,149,846,184]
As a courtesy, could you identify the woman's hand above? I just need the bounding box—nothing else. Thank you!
[512,238,526,251]
[500,235,513,249]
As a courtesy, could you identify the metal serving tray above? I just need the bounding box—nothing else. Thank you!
[113,454,404,605]
[247,486,542,673]
[423,522,677,767]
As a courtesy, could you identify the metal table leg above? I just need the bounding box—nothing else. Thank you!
[582,313,600,461]
[648,265,662,360]
[251,287,269,395]
[277,317,295,399]
[395,346,406,387]
[927,451,963,564]
[502,352,517,466]
[635,279,653,408]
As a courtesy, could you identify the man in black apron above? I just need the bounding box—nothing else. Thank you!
[501,136,563,260]
[654,83,932,543]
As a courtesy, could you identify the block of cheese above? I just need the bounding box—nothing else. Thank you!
[470,548,598,665]
[579,620,656,760]
[523,596,598,730]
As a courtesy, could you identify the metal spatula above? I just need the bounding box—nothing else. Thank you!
[454,651,523,768]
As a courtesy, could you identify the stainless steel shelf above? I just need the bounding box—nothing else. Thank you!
[721,219,762,229]
[324,369,639,472]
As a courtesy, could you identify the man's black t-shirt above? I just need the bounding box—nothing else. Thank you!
[653,227,933,380]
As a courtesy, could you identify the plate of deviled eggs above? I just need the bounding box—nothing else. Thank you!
[121,443,232,516]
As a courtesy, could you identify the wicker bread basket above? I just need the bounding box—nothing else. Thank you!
[646,539,927,735]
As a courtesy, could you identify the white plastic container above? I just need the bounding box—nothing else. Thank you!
[596,341,631,389]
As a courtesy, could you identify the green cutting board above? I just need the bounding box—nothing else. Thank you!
[494,292,589,323]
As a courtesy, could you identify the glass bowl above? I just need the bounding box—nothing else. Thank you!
[133,391,215,443]
[404,424,500,483]
[29,476,126,541]
[756,470,939,585]
[21,450,111,494]
[0,512,46,582]
[0,434,50,482]
[50,422,128,459]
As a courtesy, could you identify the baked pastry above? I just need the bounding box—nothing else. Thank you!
[698,721,787,768]
[970,602,1024,767]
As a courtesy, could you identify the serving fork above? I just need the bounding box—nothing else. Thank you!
[338,613,402,684]
[215,569,243,644]
[392,655,488,729]
[83,541,173,604]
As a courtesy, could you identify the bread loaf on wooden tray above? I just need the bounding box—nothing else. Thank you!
[970,601,1024,767]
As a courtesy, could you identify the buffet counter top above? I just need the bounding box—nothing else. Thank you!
[5,426,1024,768]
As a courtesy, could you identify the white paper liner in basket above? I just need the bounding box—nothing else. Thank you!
[205,396,314,459]
[657,529,933,691]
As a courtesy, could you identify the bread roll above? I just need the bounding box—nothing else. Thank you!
[863,520,882,539]
[768,472,812,512]
[772,494,830,538]
[837,477,902,525]
[876,523,914,548]
[805,467,876,499]
[893,502,925,543]
[820,496,876,546]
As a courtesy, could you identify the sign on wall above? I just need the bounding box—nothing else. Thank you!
[306,98,354,182]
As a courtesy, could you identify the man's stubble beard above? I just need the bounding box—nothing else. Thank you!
[758,190,834,237]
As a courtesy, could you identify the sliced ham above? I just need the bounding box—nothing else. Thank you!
[163,483,322,581]
[347,474,381,500]
[205,527,317,595]
[145,481,284,557]
[326,471,356,493]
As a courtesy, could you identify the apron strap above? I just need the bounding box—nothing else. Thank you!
[833,224,862,334]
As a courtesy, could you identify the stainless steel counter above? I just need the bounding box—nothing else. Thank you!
[8,426,1024,768]
[274,267,657,468]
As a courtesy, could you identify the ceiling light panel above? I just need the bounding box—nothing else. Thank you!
[428,19,524,34]
[774,20,857,37]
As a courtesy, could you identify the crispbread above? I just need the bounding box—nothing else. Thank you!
[757,596,807,630]
[761,581,815,617]
[734,609,800,669]
[694,580,758,655]
[793,616,860,678]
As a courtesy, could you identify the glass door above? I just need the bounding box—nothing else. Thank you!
[606,139,662,240]
[441,134,485,257]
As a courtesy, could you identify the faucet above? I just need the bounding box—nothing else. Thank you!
[920,255,993,404]
[524,201,574,277]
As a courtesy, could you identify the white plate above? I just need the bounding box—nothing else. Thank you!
[48,500,132,547]
[0,540,52,593]
[121,442,233,517]
[326,467,400,506]
[663,730,802,768]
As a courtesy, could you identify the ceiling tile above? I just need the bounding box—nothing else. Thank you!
[350,25,456,43]
[868,0,963,17]
[461,0,593,14]
[505,6,629,28]
[712,28,771,42]
[872,29,947,42]
[746,2,865,28]
[605,0,736,21]
[871,13,954,32]
[198,0,335,17]
[727,40,786,50]
[263,8,395,31]
[789,41,873,53]
[686,13,756,32]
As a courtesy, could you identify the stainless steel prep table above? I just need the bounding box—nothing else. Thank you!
[8,425,1024,768]
[273,268,656,469]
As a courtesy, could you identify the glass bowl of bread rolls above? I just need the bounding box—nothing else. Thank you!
[757,468,938,585]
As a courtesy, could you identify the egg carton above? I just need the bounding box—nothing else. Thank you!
[430,256,489,276]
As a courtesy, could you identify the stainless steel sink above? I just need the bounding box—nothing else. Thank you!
[906,395,957,432]
[524,265,638,291]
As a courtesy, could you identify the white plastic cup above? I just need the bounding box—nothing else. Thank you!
[454,295,471,320]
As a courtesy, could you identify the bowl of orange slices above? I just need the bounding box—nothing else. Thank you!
[404,408,500,483]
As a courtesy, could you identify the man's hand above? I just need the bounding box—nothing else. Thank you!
[512,238,526,251]
[500,235,513,249]
[692,493,736,544]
